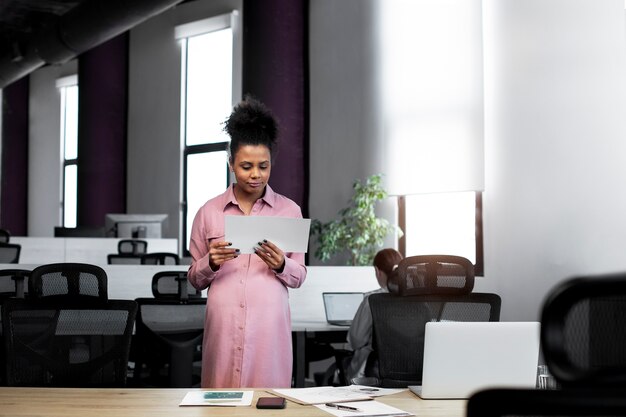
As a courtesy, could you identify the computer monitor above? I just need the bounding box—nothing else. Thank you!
[104,214,168,238]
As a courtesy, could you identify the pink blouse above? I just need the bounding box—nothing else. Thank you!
[188,184,307,388]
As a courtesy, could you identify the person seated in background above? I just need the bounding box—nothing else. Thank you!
[345,248,403,382]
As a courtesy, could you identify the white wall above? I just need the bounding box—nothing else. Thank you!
[28,60,77,236]
[308,0,398,265]
[482,0,626,320]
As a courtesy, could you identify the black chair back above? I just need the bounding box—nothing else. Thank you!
[132,297,206,387]
[0,229,10,243]
[0,243,21,264]
[2,298,137,387]
[152,271,201,300]
[390,255,474,296]
[117,239,148,256]
[107,254,142,265]
[541,273,626,387]
[467,388,626,417]
[28,263,107,301]
[369,292,501,387]
[140,252,180,265]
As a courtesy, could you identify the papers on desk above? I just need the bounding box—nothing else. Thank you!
[271,385,405,405]
[179,390,253,406]
[225,215,311,254]
[315,400,414,417]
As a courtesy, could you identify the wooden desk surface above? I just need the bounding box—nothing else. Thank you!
[0,388,466,417]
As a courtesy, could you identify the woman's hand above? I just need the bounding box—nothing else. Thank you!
[208,240,239,271]
[254,239,285,272]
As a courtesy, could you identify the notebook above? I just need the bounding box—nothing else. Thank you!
[409,321,540,399]
[322,292,364,326]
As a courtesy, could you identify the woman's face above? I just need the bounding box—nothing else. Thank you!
[230,144,272,198]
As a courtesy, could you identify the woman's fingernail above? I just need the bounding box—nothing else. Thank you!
[227,242,232,246]
[235,249,240,253]
[263,239,267,243]
[258,241,263,246]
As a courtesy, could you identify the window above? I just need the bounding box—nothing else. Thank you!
[379,1,485,274]
[177,12,241,255]
[399,192,483,275]
[57,75,78,228]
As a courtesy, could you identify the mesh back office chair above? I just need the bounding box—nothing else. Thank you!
[541,273,626,388]
[2,298,137,387]
[132,297,206,387]
[368,292,501,387]
[0,229,10,243]
[0,269,30,385]
[334,255,493,387]
[117,239,148,256]
[0,243,21,264]
[467,388,626,417]
[28,263,107,301]
[389,255,475,296]
[107,254,142,265]
[140,252,180,265]
[151,271,201,300]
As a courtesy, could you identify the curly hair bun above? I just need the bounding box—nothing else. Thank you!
[225,96,279,152]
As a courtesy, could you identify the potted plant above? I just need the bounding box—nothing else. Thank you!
[311,174,402,266]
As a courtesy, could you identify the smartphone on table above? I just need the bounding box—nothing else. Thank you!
[256,397,286,409]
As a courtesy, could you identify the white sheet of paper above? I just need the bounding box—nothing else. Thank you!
[225,215,311,254]
[179,391,253,407]
[314,399,413,417]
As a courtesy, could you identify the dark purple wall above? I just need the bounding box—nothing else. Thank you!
[242,0,309,216]
[76,33,128,227]
[1,76,29,236]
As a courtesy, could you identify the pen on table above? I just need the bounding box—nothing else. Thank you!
[325,403,362,412]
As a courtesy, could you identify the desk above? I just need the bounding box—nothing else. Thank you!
[0,388,466,417]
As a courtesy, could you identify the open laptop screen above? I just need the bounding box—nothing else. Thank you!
[322,292,365,326]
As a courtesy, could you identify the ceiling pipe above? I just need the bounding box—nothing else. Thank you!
[0,0,184,88]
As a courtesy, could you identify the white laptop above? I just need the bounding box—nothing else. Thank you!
[322,292,364,326]
[409,321,540,399]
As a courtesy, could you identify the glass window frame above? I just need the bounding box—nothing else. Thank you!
[178,12,241,257]
[398,191,484,276]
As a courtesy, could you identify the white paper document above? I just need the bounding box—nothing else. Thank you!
[315,399,414,417]
[271,385,405,405]
[179,390,253,406]
[225,215,311,254]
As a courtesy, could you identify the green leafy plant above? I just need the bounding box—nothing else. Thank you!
[311,174,402,266]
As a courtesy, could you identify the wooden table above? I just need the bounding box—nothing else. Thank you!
[0,388,466,417]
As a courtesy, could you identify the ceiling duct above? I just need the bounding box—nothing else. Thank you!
[0,0,184,88]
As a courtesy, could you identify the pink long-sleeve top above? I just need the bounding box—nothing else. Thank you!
[188,184,307,388]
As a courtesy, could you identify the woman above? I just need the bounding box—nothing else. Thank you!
[345,248,403,382]
[188,97,307,388]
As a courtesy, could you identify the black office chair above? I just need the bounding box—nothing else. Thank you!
[0,228,10,243]
[541,273,626,388]
[132,297,206,387]
[366,292,501,387]
[388,254,475,296]
[140,252,180,265]
[28,263,107,301]
[151,271,201,300]
[2,298,137,387]
[0,269,30,299]
[117,239,148,256]
[467,387,626,417]
[107,254,142,265]
[0,243,21,264]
